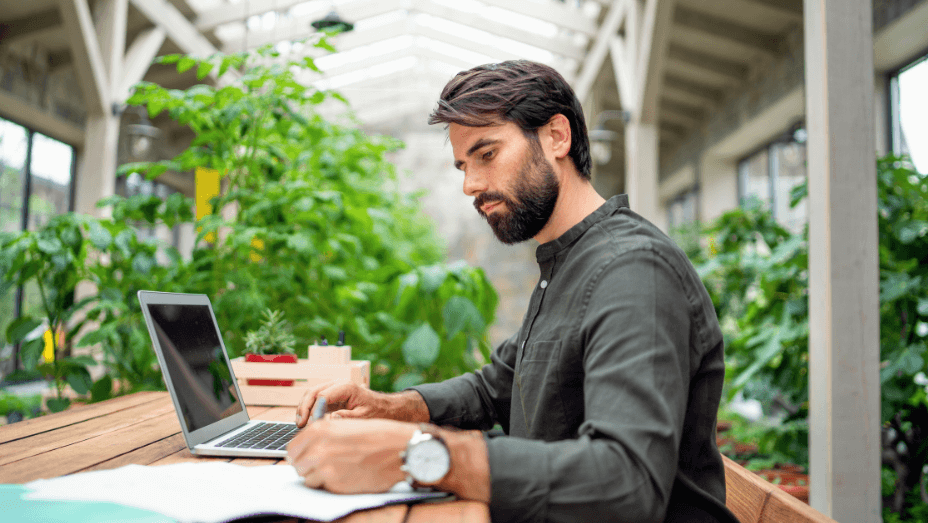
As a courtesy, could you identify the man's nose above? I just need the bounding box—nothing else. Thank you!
[462,169,487,197]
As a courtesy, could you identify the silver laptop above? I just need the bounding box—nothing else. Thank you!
[138,290,298,458]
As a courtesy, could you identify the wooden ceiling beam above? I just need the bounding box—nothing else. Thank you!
[673,5,782,54]
[57,0,110,115]
[666,43,748,81]
[738,0,803,19]
[129,0,219,58]
[0,8,62,41]
[663,73,724,103]
[660,97,707,121]
[478,0,598,36]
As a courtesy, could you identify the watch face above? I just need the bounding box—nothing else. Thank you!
[408,438,450,484]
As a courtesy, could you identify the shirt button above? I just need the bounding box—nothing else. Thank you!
[540,280,548,289]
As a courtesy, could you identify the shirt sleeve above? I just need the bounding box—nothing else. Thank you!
[486,247,695,523]
[408,333,517,432]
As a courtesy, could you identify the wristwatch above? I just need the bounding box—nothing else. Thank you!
[400,423,451,487]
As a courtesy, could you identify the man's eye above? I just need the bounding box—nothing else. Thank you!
[482,150,494,161]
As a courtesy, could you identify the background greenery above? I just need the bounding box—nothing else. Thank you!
[0,40,497,411]
[684,155,928,520]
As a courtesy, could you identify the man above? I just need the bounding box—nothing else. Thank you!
[287,60,739,523]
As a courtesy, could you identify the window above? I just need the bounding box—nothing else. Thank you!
[667,189,699,230]
[0,116,76,379]
[890,54,928,173]
[737,124,807,233]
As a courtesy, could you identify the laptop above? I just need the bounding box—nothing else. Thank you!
[138,290,299,458]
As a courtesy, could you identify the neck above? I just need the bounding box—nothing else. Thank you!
[533,169,606,244]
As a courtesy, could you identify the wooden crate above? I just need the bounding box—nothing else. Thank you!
[230,346,370,406]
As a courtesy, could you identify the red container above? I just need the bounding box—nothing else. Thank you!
[244,353,298,386]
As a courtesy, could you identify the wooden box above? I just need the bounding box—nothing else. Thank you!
[230,345,370,406]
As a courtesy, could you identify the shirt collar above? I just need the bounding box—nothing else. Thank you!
[535,194,628,262]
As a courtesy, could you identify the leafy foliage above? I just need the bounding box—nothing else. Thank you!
[1,41,498,405]
[688,155,928,519]
[244,310,296,355]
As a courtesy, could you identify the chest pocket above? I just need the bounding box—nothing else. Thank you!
[516,340,571,439]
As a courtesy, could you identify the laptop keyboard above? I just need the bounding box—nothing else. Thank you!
[215,422,299,451]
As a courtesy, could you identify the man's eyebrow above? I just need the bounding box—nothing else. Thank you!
[454,138,499,170]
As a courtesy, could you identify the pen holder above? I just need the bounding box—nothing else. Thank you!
[231,345,370,406]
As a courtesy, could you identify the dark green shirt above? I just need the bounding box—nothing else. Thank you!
[412,195,739,523]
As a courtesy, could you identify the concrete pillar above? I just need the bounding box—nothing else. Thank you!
[804,0,881,521]
[624,120,659,224]
[73,114,119,217]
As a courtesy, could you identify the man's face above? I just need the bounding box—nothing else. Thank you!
[449,121,560,244]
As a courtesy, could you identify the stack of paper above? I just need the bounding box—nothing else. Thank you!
[20,462,448,522]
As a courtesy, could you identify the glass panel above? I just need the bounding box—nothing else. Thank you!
[897,57,928,173]
[773,140,808,233]
[0,118,27,354]
[738,148,770,209]
[0,118,27,234]
[27,133,74,231]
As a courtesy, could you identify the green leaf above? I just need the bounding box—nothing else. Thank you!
[65,367,93,395]
[6,317,43,344]
[91,375,114,403]
[392,372,425,392]
[918,298,928,317]
[76,328,109,348]
[36,236,63,254]
[88,221,112,250]
[46,397,71,413]
[443,296,485,339]
[20,338,45,371]
[196,61,215,81]
[402,323,441,368]
[419,265,447,293]
[177,57,197,73]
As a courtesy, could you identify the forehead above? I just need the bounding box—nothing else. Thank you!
[448,120,523,156]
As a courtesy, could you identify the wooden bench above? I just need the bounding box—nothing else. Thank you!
[723,455,837,523]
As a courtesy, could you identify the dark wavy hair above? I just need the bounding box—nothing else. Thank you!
[428,60,592,180]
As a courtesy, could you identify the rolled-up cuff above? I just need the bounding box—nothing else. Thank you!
[407,376,482,426]
[485,435,550,523]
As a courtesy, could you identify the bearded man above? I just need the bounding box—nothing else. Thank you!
[287,60,740,523]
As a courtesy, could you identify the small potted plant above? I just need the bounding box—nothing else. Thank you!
[243,309,298,386]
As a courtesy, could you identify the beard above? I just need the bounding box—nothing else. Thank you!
[473,139,560,244]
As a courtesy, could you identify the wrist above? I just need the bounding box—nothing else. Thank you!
[391,390,431,423]
[430,426,491,502]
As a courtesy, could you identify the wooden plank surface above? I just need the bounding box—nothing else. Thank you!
[0,391,163,445]
[0,392,488,523]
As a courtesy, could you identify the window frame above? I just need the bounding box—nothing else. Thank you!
[886,49,928,166]
[0,115,77,379]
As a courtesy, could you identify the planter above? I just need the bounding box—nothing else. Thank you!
[244,353,298,386]
[754,468,810,504]
[230,353,370,406]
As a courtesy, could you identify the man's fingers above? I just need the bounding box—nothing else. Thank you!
[295,381,336,426]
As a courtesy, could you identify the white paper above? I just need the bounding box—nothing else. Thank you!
[24,462,448,522]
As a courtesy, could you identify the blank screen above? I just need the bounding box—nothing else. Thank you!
[147,303,243,432]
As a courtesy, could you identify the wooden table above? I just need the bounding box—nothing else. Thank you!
[0,391,490,523]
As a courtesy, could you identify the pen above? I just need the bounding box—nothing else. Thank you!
[312,397,327,422]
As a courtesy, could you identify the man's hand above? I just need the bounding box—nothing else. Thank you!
[294,381,430,427]
[287,418,492,502]
[287,418,413,494]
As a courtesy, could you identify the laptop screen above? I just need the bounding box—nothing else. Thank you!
[146,302,244,432]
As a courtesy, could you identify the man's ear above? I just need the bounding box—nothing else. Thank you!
[544,114,572,160]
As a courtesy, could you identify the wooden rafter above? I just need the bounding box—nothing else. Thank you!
[57,0,110,115]
[673,5,781,54]
[666,44,747,81]
[117,27,166,103]
[0,7,61,41]
[574,0,629,102]
[129,0,218,58]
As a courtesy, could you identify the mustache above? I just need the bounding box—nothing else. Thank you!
[473,192,509,214]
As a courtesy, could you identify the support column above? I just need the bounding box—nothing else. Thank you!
[74,113,119,217]
[804,0,880,521]
[624,120,659,223]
